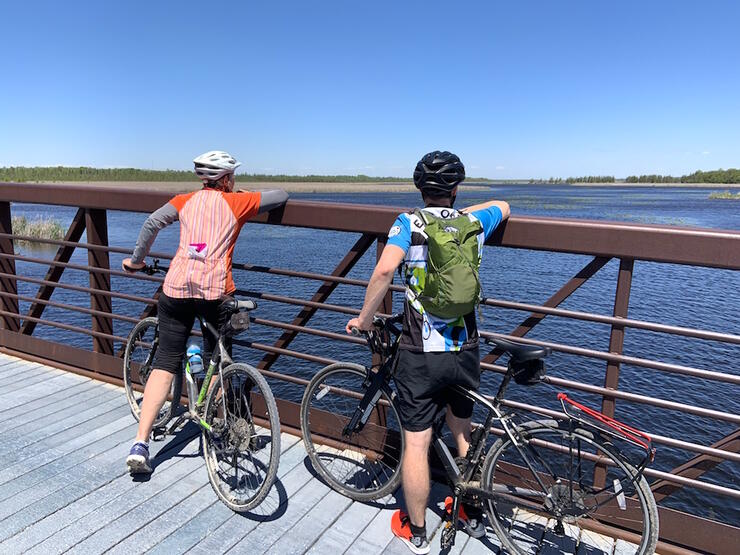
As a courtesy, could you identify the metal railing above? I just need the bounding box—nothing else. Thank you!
[1,182,738,555]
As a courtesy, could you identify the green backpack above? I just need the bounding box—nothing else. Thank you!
[414,209,483,319]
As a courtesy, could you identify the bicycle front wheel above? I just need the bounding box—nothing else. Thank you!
[122,317,182,428]
[481,420,658,555]
[300,363,404,501]
[203,363,281,513]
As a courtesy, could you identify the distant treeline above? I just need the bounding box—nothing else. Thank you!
[0,166,410,183]
[565,176,615,183]
[625,169,740,184]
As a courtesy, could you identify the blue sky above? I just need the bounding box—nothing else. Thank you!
[1,1,738,178]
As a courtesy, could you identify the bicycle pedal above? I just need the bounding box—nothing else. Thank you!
[441,523,457,549]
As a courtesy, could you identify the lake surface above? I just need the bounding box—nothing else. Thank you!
[9,185,740,524]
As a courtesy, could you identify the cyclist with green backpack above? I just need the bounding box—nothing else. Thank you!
[346,150,509,554]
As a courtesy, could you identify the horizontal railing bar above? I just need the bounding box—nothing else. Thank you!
[482,298,740,345]
[493,398,740,463]
[641,468,740,500]
[481,331,740,385]
[0,271,158,305]
[479,360,738,424]
[236,289,362,316]
[0,251,165,284]
[233,339,338,366]
[0,290,141,325]
[0,231,175,261]
[249,316,366,346]
[544,374,740,424]
[0,309,128,343]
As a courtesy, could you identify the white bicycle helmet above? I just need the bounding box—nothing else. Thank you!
[193,150,242,181]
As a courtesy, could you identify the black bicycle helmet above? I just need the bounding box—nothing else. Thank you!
[413,150,465,195]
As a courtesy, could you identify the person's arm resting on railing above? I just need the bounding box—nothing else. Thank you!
[256,189,289,213]
[122,203,179,272]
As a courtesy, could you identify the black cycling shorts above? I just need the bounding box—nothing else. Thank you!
[151,292,230,373]
[393,346,480,432]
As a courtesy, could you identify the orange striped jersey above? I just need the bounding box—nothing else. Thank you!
[163,189,261,300]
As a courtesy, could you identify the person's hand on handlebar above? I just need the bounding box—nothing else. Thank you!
[122,258,146,273]
[346,316,373,335]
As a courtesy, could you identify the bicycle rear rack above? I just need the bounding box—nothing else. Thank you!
[558,393,656,463]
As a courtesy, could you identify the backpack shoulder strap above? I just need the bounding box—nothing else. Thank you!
[413,208,432,226]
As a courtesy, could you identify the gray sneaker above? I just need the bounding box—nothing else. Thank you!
[445,496,486,539]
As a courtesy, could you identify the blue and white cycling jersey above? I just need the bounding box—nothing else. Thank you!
[386,205,504,352]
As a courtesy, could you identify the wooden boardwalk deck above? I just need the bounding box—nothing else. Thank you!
[0,353,633,554]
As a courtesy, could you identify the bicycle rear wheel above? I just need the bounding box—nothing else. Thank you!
[122,317,182,428]
[203,363,280,512]
[481,420,658,555]
[301,363,404,501]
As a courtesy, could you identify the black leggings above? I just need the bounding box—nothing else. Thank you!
[151,293,231,373]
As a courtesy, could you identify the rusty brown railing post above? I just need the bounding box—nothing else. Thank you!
[594,257,634,487]
[0,202,20,333]
[21,208,86,335]
[85,208,113,355]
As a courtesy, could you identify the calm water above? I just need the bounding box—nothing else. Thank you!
[10,185,740,524]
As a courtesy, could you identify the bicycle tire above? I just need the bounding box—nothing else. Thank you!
[300,362,404,502]
[122,317,182,428]
[481,420,659,555]
[203,363,281,512]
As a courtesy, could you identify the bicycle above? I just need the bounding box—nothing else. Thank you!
[300,314,659,554]
[122,260,281,513]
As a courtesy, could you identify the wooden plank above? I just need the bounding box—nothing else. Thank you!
[0,358,39,375]
[0,394,126,457]
[577,528,616,554]
[0,371,89,408]
[57,444,208,555]
[0,363,50,385]
[0,431,199,554]
[0,418,135,519]
[0,380,121,430]
[306,496,391,554]
[614,538,641,554]
[0,394,130,468]
[1,380,105,421]
[539,519,579,555]
[264,488,353,554]
[20,435,202,555]
[0,413,134,486]
[105,483,217,555]
[225,443,334,553]
[153,433,302,555]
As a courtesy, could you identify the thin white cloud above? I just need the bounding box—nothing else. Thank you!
[495,165,505,170]
[701,151,710,155]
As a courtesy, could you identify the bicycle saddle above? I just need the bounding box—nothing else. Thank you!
[486,337,551,361]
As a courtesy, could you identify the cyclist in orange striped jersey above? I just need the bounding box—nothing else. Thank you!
[122,150,288,474]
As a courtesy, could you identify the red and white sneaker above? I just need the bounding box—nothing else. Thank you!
[445,496,486,539]
[391,510,431,554]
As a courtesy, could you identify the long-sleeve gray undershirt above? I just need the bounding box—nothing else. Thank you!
[131,203,178,264]
[257,189,289,213]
